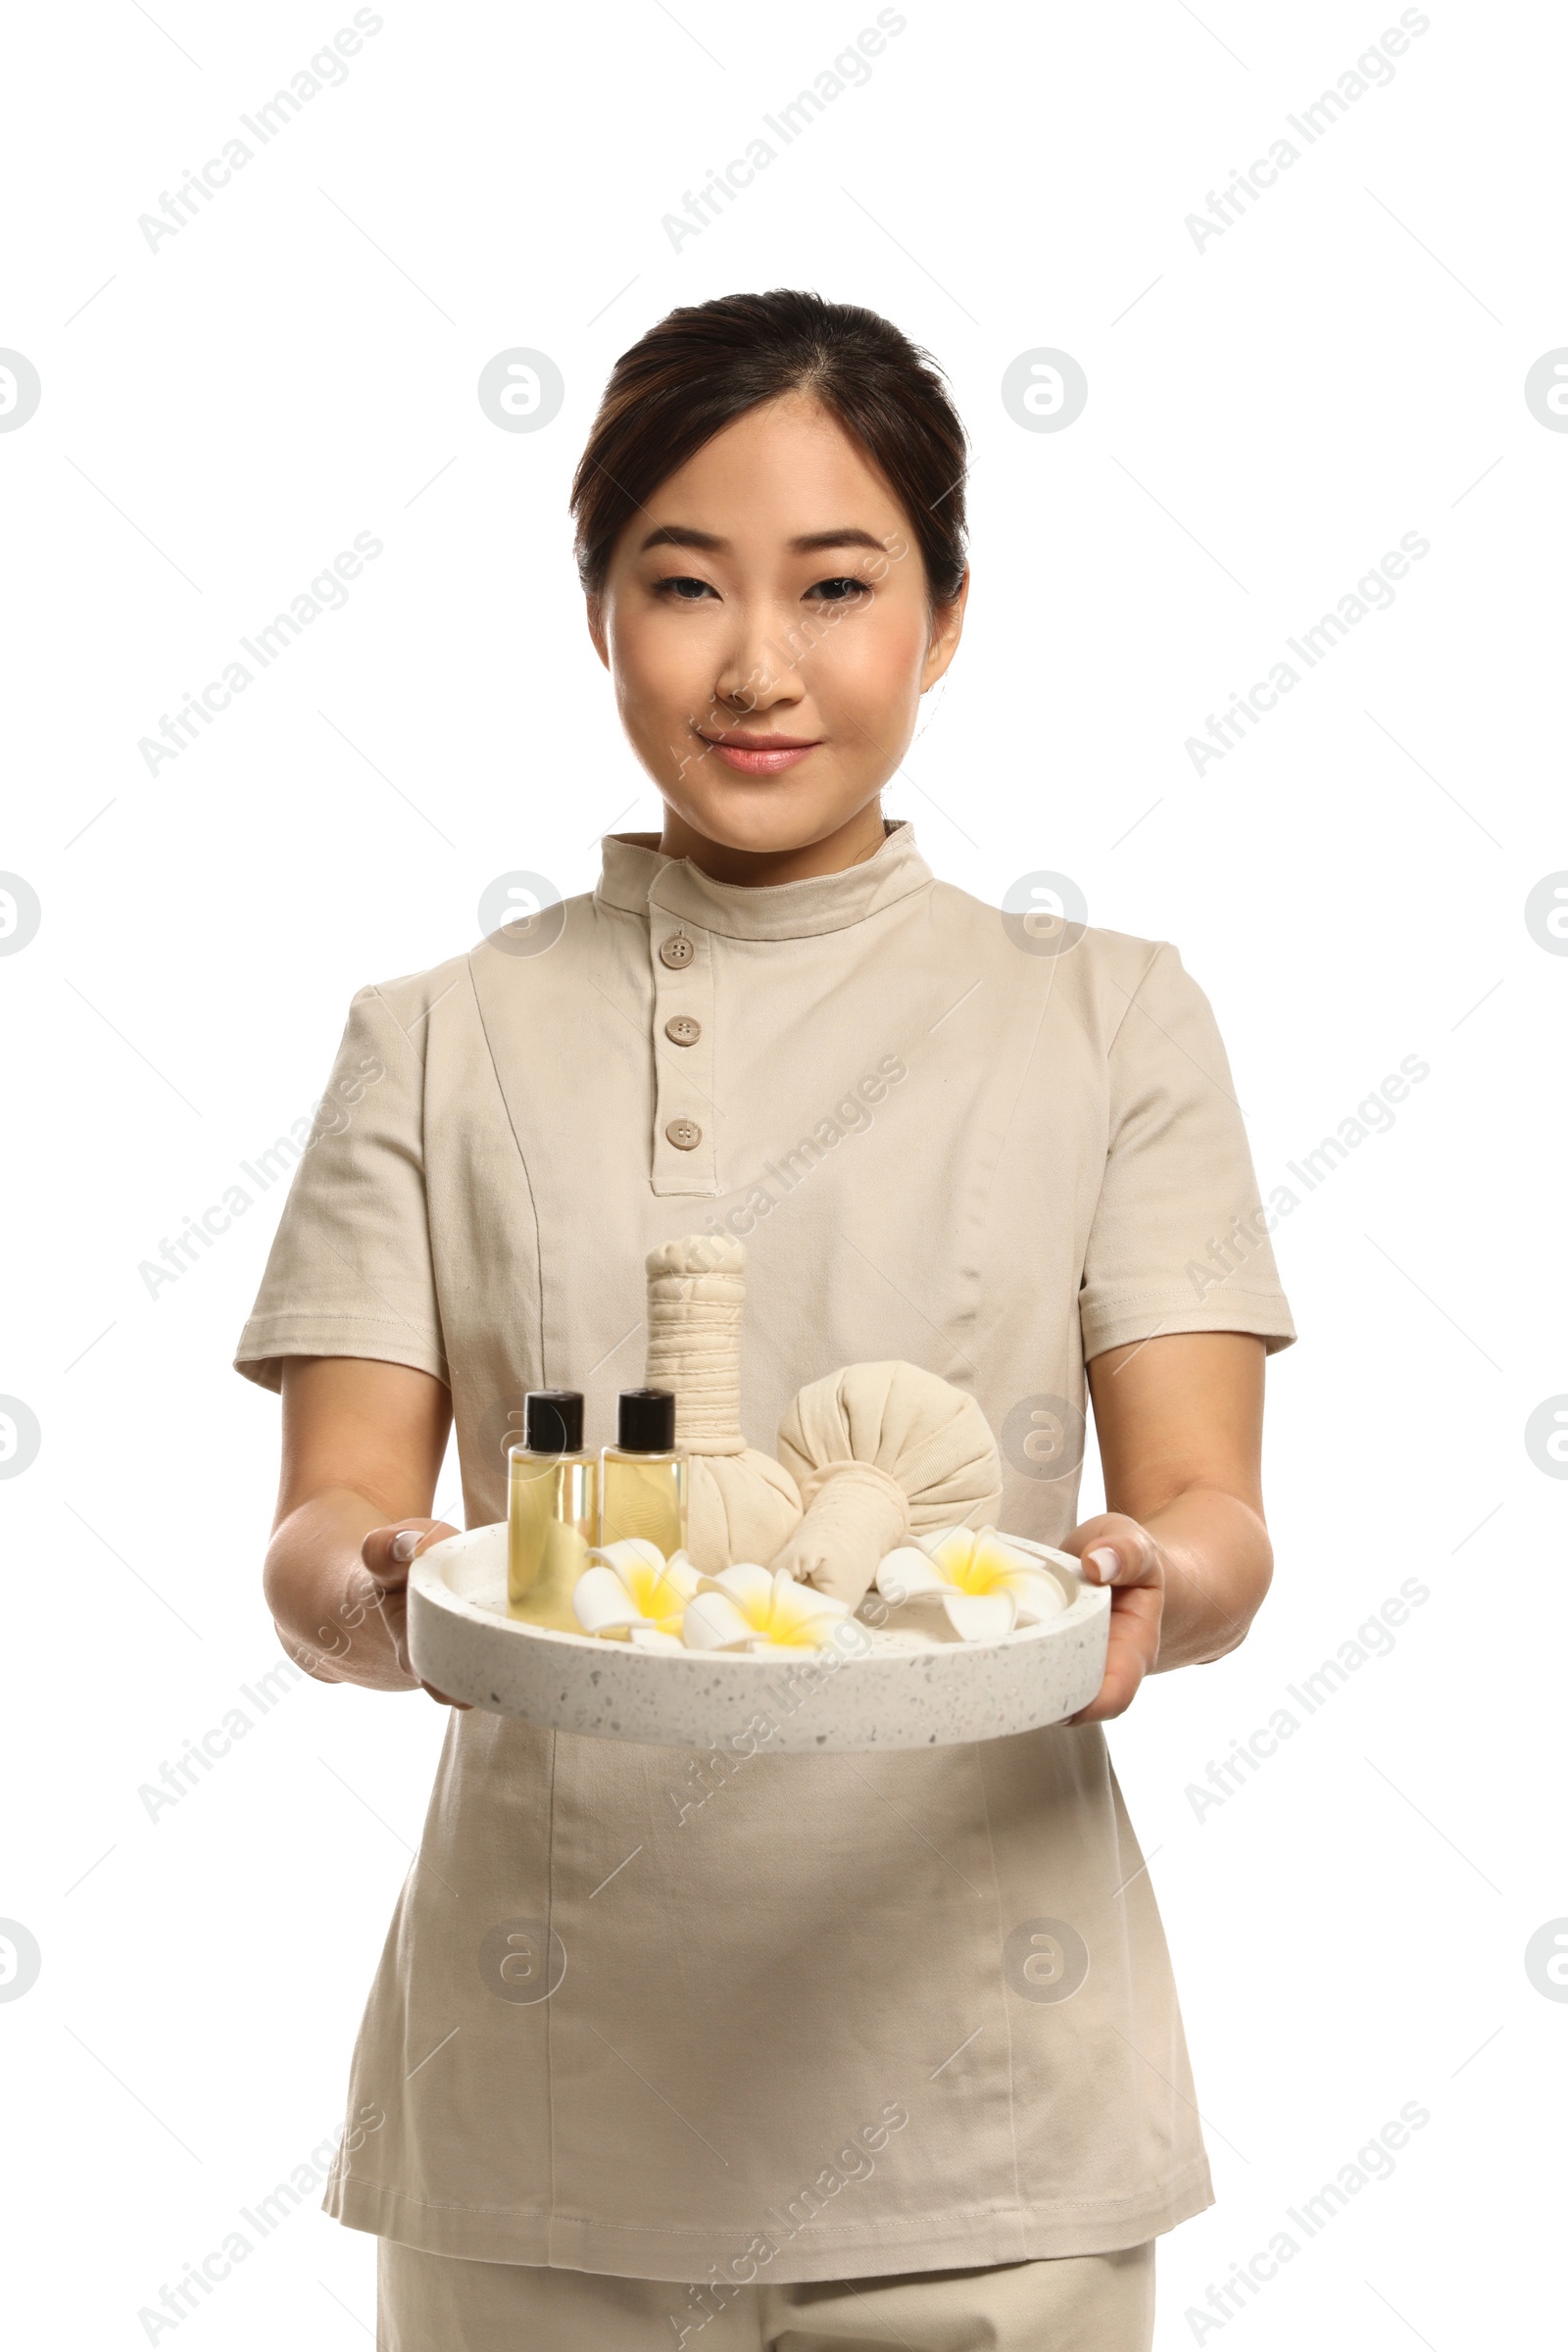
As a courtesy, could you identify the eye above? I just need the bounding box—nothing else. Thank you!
[653,574,718,602]
[807,575,869,603]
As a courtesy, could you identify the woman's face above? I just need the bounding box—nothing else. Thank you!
[589,393,966,859]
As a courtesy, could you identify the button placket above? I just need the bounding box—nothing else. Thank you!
[649,917,716,1195]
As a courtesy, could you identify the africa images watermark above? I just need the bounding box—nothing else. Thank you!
[669,1604,907,1826]
[1184,532,1430,776]
[689,1054,909,1248]
[661,9,907,252]
[1183,2100,1431,2341]
[667,2100,913,2342]
[1183,1572,1431,1824]
[134,2111,382,2342]
[137,532,383,777]
[137,1659,306,1824]
[1182,1052,1430,1303]
[1184,10,1433,255]
[136,10,386,255]
[137,1053,386,1299]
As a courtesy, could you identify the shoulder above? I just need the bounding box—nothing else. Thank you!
[339,948,481,1069]
[923,876,1195,1038]
[346,881,613,1059]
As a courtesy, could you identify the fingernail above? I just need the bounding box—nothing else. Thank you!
[390,1529,422,1563]
[1084,1546,1119,1584]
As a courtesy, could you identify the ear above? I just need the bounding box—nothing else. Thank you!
[920,569,969,693]
[586,593,610,670]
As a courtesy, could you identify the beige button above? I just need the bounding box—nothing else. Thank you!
[664,1014,701,1047]
[659,933,695,969]
[664,1118,702,1151]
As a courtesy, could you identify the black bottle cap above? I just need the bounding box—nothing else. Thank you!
[616,1387,675,1452]
[522,1389,583,1454]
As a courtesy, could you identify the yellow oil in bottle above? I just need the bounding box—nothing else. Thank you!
[600,1386,687,1557]
[508,1452,598,1631]
[598,1450,688,1555]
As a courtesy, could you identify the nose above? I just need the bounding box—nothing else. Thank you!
[710,601,808,720]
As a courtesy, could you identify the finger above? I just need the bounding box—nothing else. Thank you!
[1060,1510,1138,1551]
[419,1681,471,1711]
[366,1583,417,1688]
[363,1530,411,1590]
[1066,1668,1141,1725]
[1068,1632,1153,1721]
[1080,1528,1159,1586]
[1065,1593,1161,1723]
[370,1588,409,1657]
[364,1520,453,1592]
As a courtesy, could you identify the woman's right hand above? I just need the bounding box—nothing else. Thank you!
[362,1519,468,1708]
[267,1359,466,1700]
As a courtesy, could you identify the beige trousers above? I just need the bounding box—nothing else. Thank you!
[376,2238,1155,2350]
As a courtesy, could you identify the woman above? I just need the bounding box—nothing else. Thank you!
[240,290,1295,2351]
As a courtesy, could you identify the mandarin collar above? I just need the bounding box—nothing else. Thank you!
[593,818,932,941]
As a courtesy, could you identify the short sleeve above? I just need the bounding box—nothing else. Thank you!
[232,985,448,1395]
[1079,943,1297,1362]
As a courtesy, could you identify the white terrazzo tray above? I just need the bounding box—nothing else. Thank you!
[408,1524,1111,1752]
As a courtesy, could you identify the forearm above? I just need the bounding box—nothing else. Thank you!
[264,1485,415,1690]
[1141,1482,1272,1672]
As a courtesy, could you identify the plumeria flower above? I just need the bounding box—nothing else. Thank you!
[681,1563,853,1655]
[572,1539,703,1651]
[873,1526,1068,1643]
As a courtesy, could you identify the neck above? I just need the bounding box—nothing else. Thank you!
[657,800,889,888]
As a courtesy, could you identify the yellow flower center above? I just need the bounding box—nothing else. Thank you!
[934,1535,1010,1594]
[625,1563,686,1629]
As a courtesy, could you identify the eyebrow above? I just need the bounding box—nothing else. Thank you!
[636,524,888,557]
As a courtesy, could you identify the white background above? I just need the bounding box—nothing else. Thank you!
[2,1,1563,2343]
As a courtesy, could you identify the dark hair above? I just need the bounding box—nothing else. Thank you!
[569,289,967,606]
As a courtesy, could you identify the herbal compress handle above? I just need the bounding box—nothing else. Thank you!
[643,1235,803,1572]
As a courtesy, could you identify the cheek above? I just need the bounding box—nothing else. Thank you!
[610,610,708,732]
[810,606,928,725]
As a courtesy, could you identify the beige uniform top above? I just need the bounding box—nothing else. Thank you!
[235,821,1295,2284]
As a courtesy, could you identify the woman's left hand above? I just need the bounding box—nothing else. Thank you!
[1059,1512,1165,1724]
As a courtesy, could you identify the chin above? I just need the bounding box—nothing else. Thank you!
[676,782,873,857]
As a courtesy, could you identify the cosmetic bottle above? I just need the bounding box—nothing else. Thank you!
[507,1390,598,1630]
[599,1387,688,1555]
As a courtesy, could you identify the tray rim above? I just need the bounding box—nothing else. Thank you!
[408,1521,1109,1660]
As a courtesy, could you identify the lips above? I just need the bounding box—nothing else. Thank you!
[696,732,822,777]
